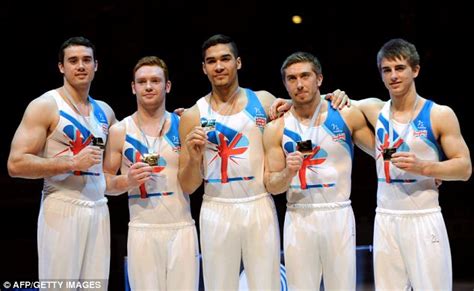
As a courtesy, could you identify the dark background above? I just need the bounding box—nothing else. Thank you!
[1,0,472,289]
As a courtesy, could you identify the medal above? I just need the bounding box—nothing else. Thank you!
[297,140,313,156]
[142,153,159,166]
[383,148,396,160]
[92,137,105,149]
[201,118,216,133]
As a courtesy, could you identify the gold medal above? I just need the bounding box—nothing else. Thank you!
[142,153,159,166]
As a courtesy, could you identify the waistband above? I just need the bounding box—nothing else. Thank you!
[287,200,351,210]
[45,193,108,208]
[129,220,195,229]
[203,192,269,203]
[376,206,441,215]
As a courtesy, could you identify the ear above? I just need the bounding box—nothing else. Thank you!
[236,57,242,70]
[131,81,136,95]
[58,62,65,74]
[413,65,420,78]
[202,62,208,75]
[165,80,172,94]
[317,73,323,87]
[94,60,98,72]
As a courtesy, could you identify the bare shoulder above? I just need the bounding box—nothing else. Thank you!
[24,93,58,123]
[430,102,460,135]
[254,89,276,101]
[180,103,200,123]
[339,105,366,125]
[179,103,201,135]
[253,89,277,113]
[355,97,384,110]
[352,97,384,126]
[109,119,126,135]
[430,102,456,118]
[263,114,284,140]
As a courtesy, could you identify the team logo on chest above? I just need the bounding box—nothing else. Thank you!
[207,123,249,183]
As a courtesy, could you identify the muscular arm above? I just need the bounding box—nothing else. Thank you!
[341,106,375,158]
[350,98,384,128]
[178,105,206,194]
[392,104,472,180]
[255,90,277,119]
[8,95,102,178]
[264,118,302,194]
[103,122,131,195]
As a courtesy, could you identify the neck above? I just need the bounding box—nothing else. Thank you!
[390,91,418,112]
[137,103,166,122]
[135,106,167,138]
[63,83,89,104]
[212,84,240,104]
[293,94,322,120]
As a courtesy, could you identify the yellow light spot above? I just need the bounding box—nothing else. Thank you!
[292,15,302,24]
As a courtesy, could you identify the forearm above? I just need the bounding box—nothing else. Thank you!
[178,159,203,194]
[105,173,129,195]
[8,154,74,179]
[422,158,472,181]
[266,168,294,194]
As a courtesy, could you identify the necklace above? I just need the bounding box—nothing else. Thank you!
[62,87,103,145]
[384,95,419,160]
[136,111,168,166]
[209,86,241,116]
[292,98,323,155]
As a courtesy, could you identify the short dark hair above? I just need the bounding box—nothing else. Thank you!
[280,51,322,80]
[58,36,96,63]
[201,34,239,60]
[377,38,419,70]
[132,56,169,82]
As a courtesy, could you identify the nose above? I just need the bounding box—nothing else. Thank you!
[77,60,86,70]
[296,78,304,90]
[145,81,153,90]
[390,69,398,81]
[216,61,224,70]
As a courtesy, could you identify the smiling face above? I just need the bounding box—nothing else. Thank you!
[202,43,241,89]
[380,57,419,99]
[59,45,97,89]
[132,65,171,110]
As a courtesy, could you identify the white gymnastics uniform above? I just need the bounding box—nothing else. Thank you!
[39,90,110,290]
[282,101,356,290]
[197,88,280,291]
[121,112,199,291]
[374,99,451,290]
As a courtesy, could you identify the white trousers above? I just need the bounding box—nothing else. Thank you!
[284,201,355,291]
[38,194,110,291]
[374,207,452,291]
[200,193,281,291]
[127,221,199,291]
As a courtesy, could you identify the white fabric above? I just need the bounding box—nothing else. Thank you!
[373,207,451,291]
[196,89,267,199]
[38,89,110,290]
[281,103,355,290]
[38,194,110,290]
[120,113,198,290]
[43,90,107,201]
[284,201,355,291]
[200,194,281,291]
[121,114,194,224]
[282,103,353,204]
[375,100,440,210]
[127,222,199,291]
[374,100,452,290]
